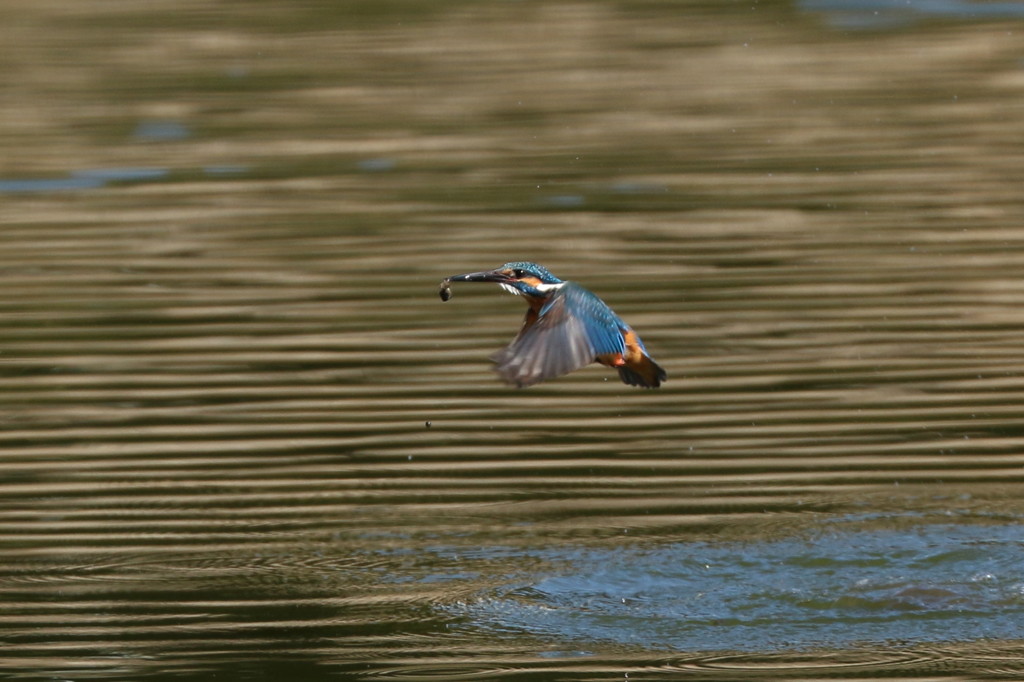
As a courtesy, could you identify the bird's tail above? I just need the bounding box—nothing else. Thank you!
[618,355,667,389]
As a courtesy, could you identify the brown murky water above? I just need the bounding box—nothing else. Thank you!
[4,1,1024,679]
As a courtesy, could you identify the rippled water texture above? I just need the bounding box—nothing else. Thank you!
[457,519,1024,652]
[4,0,1024,680]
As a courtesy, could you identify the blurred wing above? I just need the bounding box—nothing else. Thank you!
[492,282,626,387]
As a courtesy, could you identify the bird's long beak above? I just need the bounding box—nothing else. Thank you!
[446,268,511,283]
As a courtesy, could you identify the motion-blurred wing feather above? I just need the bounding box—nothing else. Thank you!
[492,283,626,387]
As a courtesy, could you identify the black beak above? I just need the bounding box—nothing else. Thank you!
[446,268,511,283]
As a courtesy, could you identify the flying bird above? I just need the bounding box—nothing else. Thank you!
[442,261,666,388]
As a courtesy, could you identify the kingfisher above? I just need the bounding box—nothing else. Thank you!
[441,262,667,388]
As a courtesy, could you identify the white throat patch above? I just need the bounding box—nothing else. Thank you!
[500,281,564,296]
[535,282,566,293]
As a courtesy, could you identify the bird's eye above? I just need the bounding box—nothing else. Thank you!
[512,269,526,278]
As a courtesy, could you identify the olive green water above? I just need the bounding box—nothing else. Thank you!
[5,1,1024,680]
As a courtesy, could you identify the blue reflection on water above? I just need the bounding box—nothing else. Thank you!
[800,0,1024,29]
[133,119,191,141]
[0,176,105,193]
[453,521,1024,651]
[75,167,169,183]
[0,166,250,194]
[542,194,586,208]
[204,165,248,176]
[0,167,169,193]
[357,158,396,172]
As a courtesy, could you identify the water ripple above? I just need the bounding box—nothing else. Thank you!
[5,1,1024,679]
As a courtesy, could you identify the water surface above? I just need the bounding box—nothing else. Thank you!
[3,1,1024,679]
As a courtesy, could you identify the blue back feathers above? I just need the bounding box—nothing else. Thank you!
[541,283,626,357]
